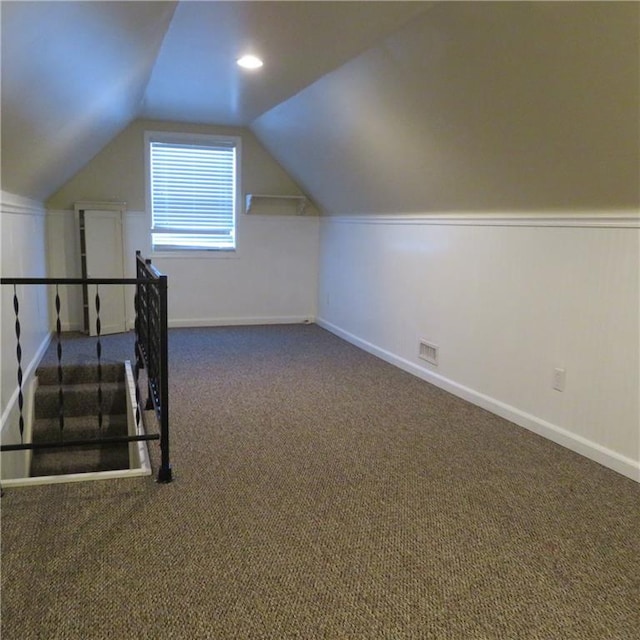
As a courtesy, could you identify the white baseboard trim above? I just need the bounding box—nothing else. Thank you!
[317,318,640,483]
[169,315,315,328]
[1,466,152,488]
[1,332,52,432]
[61,322,84,332]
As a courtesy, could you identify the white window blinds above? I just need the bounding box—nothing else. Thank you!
[150,140,237,250]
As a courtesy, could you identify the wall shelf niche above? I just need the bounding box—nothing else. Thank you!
[245,194,318,216]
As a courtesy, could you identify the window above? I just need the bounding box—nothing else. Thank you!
[146,132,240,251]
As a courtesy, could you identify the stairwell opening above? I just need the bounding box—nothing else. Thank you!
[1,360,152,488]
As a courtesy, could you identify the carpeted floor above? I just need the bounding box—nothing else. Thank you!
[1,324,639,639]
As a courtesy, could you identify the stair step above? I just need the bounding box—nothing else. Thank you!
[30,443,130,477]
[29,360,134,477]
[32,414,128,444]
[37,363,125,386]
[35,381,127,419]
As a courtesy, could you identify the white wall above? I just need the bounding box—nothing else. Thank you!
[152,214,319,327]
[317,213,640,481]
[1,191,51,479]
[46,119,320,328]
[47,207,319,329]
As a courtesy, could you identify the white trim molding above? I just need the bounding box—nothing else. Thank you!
[1,332,52,431]
[169,316,315,329]
[74,200,126,213]
[1,191,46,216]
[325,211,640,229]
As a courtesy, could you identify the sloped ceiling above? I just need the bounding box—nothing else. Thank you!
[1,1,177,201]
[2,1,638,212]
[253,1,640,213]
[141,1,430,125]
[1,0,428,202]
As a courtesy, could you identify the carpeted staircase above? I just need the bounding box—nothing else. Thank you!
[30,363,130,477]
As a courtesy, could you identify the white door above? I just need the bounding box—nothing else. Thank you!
[84,209,127,336]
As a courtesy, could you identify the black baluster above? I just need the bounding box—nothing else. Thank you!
[133,291,141,431]
[95,286,103,430]
[13,286,24,443]
[144,261,154,410]
[55,285,64,435]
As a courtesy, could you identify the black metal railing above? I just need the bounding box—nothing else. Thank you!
[135,251,171,483]
[0,252,172,483]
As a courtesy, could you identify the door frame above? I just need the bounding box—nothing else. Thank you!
[75,201,127,335]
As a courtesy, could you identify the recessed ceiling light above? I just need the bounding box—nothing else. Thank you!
[237,54,263,70]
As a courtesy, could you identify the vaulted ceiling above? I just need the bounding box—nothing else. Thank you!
[1,0,429,201]
[2,1,638,212]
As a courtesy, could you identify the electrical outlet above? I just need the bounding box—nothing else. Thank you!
[553,367,566,392]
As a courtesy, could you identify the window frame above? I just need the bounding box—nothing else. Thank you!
[145,130,242,257]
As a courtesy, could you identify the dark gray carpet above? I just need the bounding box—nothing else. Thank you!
[1,324,638,639]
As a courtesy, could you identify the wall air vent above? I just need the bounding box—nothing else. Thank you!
[419,340,439,366]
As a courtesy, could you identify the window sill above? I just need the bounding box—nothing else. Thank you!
[151,249,240,260]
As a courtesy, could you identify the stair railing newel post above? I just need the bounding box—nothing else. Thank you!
[157,273,172,483]
[55,285,65,436]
